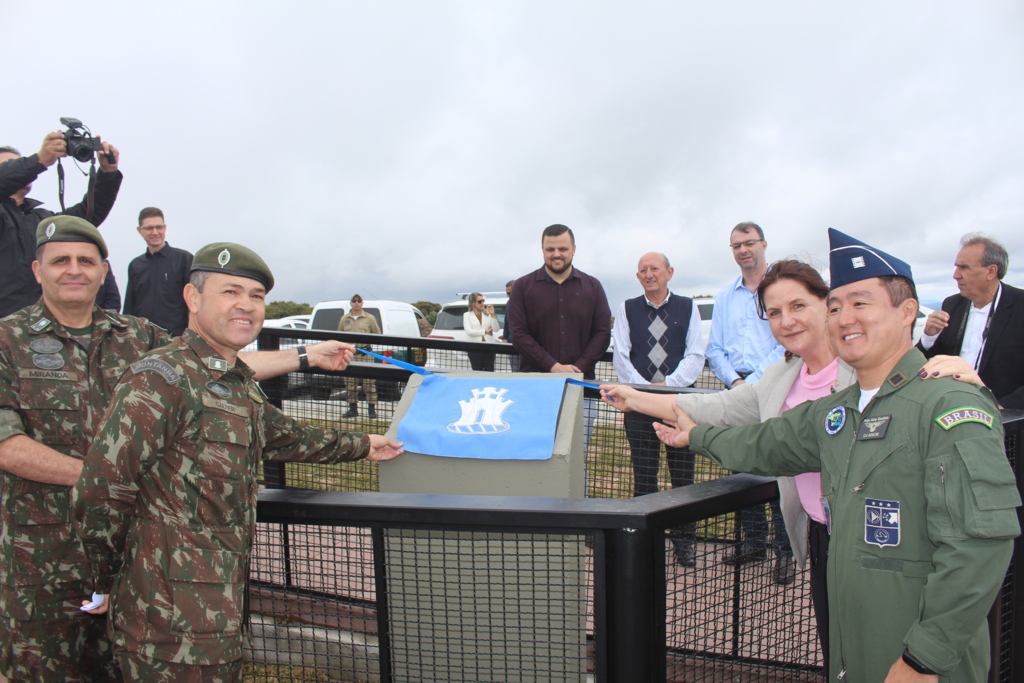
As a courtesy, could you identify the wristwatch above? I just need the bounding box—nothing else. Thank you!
[297,346,310,370]
[902,649,937,675]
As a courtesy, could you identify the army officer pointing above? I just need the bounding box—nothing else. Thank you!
[73,243,403,682]
[0,218,359,681]
[648,229,1020,682]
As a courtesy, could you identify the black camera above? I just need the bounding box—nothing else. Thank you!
[60,117,105,163]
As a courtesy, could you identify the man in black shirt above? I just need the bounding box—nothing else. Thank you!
[122,207,193,335]
[95,260,121,312]
[0,132,122,318]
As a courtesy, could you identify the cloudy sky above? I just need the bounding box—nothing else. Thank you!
[4,1,1022,310]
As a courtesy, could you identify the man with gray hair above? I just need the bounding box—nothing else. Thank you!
[612,252,704,566]
[919,232,1024,409]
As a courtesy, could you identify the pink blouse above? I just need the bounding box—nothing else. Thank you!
[780,357,840,524]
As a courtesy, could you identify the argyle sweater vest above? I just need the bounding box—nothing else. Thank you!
[624,294,693,383]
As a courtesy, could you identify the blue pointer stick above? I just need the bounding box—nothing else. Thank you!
[567,378,601,390]
[355,347,431,375]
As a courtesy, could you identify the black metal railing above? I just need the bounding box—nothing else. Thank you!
[252,474,805,682]
[250,327,1024,682]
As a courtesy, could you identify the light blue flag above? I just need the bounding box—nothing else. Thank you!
[397,374,569,460]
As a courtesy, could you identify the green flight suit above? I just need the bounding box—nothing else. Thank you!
[689,349,1020,682]
[72,330,372,671]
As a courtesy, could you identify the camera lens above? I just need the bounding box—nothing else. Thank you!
[72,146,94,163]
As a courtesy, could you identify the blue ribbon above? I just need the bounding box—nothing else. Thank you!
[355,347,430,375]
[353,347,600,389]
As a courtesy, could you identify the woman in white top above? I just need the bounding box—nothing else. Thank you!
[463,292,501,371]
[600,259,978,666]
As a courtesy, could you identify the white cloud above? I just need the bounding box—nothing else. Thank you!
[3,1,1022,312]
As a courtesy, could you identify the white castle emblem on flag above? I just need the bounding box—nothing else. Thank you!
[447,387,513,434]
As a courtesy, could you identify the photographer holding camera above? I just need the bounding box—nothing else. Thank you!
[0,125,122,319]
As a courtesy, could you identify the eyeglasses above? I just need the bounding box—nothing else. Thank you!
[139,224,166,231]
[475,299,485,304]
[729,239,764,250]
[350,299,362,304]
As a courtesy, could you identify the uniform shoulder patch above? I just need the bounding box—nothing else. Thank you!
[824,405,847,435]
[935,406,994,431]
[131,358,182,384]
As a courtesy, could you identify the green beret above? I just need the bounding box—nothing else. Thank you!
[36,215,108,259]
[191,242,275,292]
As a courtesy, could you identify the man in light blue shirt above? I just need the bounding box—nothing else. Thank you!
[706,223,781,388]
[705,222,792,584]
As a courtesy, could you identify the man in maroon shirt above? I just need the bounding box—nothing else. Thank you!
[508,224,611,378]
[508,224,611,454]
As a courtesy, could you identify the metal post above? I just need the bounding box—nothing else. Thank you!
[998,427,1024,682]
[371,527,393,683]
[257,330,287,488]
[602,526,665,683]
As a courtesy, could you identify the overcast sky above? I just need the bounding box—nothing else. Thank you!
[4,1,1022,311]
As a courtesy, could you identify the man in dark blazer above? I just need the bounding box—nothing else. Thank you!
[918,233,1024,409]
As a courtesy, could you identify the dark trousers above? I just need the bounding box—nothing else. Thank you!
[467,350,495,372]
[808,519,830,667]
[625,411,695,550]
[738,499,793,556]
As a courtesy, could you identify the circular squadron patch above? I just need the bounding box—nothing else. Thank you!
[32,354,65,370]
[217,249,231,267]
[824,405,847,435]
[30,338,63,354]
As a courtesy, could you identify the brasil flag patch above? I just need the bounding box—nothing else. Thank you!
[935,406,994,431]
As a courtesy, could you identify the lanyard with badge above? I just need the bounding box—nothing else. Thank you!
[956,284,1000,370]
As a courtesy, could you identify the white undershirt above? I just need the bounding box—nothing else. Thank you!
[859,387,880,412]
[959,302,991,369]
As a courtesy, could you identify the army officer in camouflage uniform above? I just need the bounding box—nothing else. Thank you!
[651,229,1020,682]
[0,217,366,682]
[73,242,403,682]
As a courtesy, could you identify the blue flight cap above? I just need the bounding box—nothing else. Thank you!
[828,228,913,289]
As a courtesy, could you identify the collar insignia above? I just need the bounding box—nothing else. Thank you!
[888,372,908,388]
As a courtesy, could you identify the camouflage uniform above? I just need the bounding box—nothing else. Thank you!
[0,301,169,682]
[116,651,240,682]
[338,312,381,407]
[72,329,371,677]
